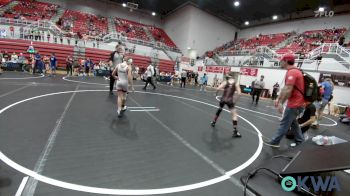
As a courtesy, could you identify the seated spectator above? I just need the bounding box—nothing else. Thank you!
[11,52,18,61]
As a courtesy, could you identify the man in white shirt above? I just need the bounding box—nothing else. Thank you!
[143,63,156,90]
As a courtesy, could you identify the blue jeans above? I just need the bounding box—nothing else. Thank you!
[271,107,304,145]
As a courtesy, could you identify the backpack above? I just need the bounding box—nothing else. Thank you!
[290,69,319,102]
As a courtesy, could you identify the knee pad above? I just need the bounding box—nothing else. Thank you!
[216,108,223,116]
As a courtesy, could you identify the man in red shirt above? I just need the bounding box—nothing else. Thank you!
[265,54,305,148]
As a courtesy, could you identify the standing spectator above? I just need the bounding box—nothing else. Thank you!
[265,54,305,148]
[194,72,199,86]
[9,25,14,37]
[40,31,45,41]
[43,55,50,75]
[316,54,322,70]
[259,56,264,66]
[33,51,42,74]
[66,56,73,76]
[143,63,156,90]
[18,53,26,71]
[59,34,63,44]
[313,78,334,129]
[47,33,51,42]
[251,75,265,105]
[50,53,57,76]
[84,58,93,76]
[271,82,280,100]
[67,36,71,45]
[200,73,208,91]
[54,35,57,44]
[298,53,305,68]
[19,26,24,39]
[180,69,187,88]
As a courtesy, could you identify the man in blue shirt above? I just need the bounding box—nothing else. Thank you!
[50,53,57,76]
[33,51,42,74]
[84,58,93,76]
[200,73,208,91]
[314,78,334,128]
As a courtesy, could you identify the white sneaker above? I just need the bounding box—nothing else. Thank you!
[121,106,127,111]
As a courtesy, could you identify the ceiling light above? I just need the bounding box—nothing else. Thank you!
[152,12,156,16]
[244,21,249,25]
[272,15,278,20]
[318,7,325,12]
[122,3,126,7]
[234,1,240,7]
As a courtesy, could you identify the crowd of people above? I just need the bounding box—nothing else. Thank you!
[2,0,58,21]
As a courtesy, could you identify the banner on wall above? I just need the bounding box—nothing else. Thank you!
[205,66,231,74]
[240,68,258,77]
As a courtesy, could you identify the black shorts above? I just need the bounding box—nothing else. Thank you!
[219,100,235,109]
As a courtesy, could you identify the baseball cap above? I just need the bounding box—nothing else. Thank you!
[280,53,295,64]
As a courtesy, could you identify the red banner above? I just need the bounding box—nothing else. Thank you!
[240,68,258,76]
[205,66,231,74]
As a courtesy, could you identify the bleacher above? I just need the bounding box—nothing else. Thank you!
[277,28,346,54]
[149,27,177,48]
[0,0,11,7]
[115,18,149,41]
[59,10,107,36]
[4,0,58,21]
[85,48,174,73]
[0,38,74,68]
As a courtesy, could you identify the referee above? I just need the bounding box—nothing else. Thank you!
[109,42,125,94]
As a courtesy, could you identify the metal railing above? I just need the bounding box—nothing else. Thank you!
[308,43,350,63]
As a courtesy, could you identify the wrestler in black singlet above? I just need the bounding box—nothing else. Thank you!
[219,80,236,109]
[211,78,241,138]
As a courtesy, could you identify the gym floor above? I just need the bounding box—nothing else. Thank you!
[0,71,348,196]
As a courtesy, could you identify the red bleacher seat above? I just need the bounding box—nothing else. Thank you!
[60,10,107,36]
[0,38,74,67]
[149,27,177,48]
[115,18,149,41]
[0,0,11,7]
[4,0,58,21]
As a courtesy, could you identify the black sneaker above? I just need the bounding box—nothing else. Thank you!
[210,121,216,127]
[232,130,242,138]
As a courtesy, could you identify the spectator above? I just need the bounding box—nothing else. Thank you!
[180,69,187,88]
[11,52,18,61]
[271,82,280,100]
[33,51,43,74]
[3,51,9,61]
[313,78,334,129]
[200,73,208,91]
[265,54,305,148]
[251,75,265,105]
[143,63,156,90]
[49,53,57,76]
[9,25,14,37]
